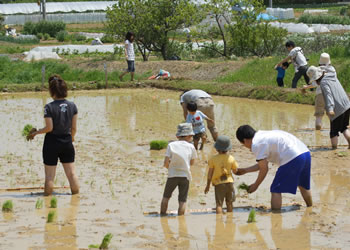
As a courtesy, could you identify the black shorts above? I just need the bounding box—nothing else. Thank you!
[330,108,350,138]
[43,134,75,166]
[193,132,207,141]
[163,177,189,202]
[127,60,135,72]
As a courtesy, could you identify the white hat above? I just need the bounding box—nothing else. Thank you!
[319,53,331,65]
[307,66,324,84]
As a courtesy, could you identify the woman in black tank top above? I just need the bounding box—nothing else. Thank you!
[28,75,79,196]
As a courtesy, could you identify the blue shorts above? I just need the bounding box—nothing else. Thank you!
[270,151,311,194]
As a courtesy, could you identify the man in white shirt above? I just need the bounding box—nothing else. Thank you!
[278,41,309,88]
[235,125,313,210]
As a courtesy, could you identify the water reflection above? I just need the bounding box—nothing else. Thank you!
[160,216,190,249]
[206,214,236,249]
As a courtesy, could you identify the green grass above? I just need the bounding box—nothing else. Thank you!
[150,140,168,150]
[100,233,113,249]
[2,200,13,212]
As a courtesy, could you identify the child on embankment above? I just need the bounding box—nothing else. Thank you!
[160,123,197,215]
[204,135,238,214]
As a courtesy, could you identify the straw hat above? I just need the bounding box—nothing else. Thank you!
[214,135,232,151]
[307,66,324,84]
[319,53,331,65]
[176,123,194,137]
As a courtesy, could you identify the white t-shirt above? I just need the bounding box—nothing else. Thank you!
[186,110,208,134]
[180,89,211,104]
[288,47,307,72]
[125,40,135,61]
[165,140,197,180]
[251,130,309,166]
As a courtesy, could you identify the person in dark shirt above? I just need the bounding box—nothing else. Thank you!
[28,74,79,196]
[274,62,289,87]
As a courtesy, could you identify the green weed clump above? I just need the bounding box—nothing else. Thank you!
[100,233,113,249]
[247,208,256,223]
[2,200,13,212]
[35,199,43,209]
[22,124,34,138]
[238,182,249,191]
[150,140,168,150]
[50,197,57,208]
[47,211,56,223]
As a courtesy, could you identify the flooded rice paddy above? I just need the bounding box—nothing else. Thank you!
[0,89,349,249]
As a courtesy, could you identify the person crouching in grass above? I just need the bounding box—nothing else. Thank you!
[160,123,197,216]
[204,135,238,214]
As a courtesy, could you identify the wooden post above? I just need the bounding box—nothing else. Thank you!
[104,63,108,89]
[42,0,46,20]
[41,65,45,90]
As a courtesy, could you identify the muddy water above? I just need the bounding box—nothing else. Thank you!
[0,89,349,249]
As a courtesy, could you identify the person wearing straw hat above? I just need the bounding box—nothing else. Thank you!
[204,135,238,214]
[160,123,197,216]
[302,53,337,130]
[307,66,350,149]
[235,125,312,210]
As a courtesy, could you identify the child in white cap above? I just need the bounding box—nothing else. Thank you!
[302,53,337,130]
[160,123,197,215]
[307,65,350,149]
[204,135,239,214]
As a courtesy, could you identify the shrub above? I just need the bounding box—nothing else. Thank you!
[36,33,43,40]
[56,30,68,42]
[101,34,115,43]
[23,21,66,37]
[298,14,350,25]
[0,35,39,44]
[43,33,50,40]
[70,33,86,42]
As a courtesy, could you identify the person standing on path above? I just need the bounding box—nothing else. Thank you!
[307,66,350,149]
[235,125,313,210]
[119,31,135,82]
[28,75,79,196]
[180,89,218,141]
[278,41,309,88]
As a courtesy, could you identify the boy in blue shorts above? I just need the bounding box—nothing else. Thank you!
[274,62,289,87]
[235,125,313,210]
[186,102,214,150]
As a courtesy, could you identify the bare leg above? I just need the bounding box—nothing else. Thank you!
[271,192,282,210]
[216,205,223,214]
[160,197,169,215]
[342,129,350,149]
[62,162,79,195]
[131,72,134,81]
[44,165,57,196]
[298,186,312,207]
[315,116,322,130]
[331,136,338,149]
[178,201,186,216]
[226,200,233,213]
[199,136,206,151]
[193,138,199,150]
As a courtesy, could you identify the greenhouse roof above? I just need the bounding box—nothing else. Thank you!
[0,1,117,15]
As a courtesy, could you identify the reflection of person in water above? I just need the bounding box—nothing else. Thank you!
[206,214,235,248]
[270,210,311,249]
[44,195,79,249]
[160,216,189,249]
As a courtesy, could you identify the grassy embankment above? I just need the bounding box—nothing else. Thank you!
[1,47,349,105]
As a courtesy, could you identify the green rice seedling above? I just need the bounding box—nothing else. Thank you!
[22,124,34,137]
[99,233,113,249]
[238,182,249,192]
[150,140,168,150]
[35,199,43,209]
[50,196,57,208]
[247,208,256,223]
[2,200,13,212]
[88,244,100,249]
[47,211,56,223]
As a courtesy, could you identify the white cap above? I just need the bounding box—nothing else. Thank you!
[307,66,324,84]
[319,53,331,65]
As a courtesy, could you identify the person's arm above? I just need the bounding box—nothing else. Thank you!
[163,156,170,169]
[28,117,53,140]
[71,114,77,142]
[302,84,316,90]
[124,42,128,60]
[204,168,214,194]
[248,159,269,193]
[235,162,259,175]
[278,55,292,66]
[321,83,335,116]
[181,102,188,120]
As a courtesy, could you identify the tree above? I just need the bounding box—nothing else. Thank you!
[105,0,203,61]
